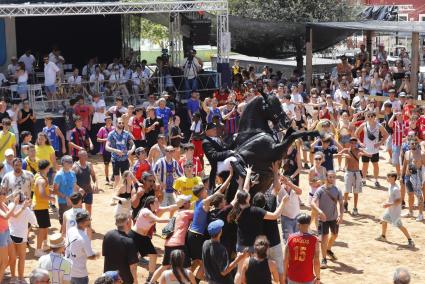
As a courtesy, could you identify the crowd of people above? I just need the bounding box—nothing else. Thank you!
[0,41,418,284]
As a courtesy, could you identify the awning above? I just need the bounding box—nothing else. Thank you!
[308,21,425,34]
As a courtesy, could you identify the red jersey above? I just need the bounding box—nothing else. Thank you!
[132,159,151,181]
[402,104,415,122]
[287,232,318,283]
[130,116,144,141]
[74,104,92,130]
[178,156,203,176]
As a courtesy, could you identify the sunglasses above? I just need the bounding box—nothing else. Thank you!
[314,157,322,161]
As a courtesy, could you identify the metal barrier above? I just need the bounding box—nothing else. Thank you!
[0,72,221,114]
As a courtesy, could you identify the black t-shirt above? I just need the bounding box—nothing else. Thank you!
[202,239,233,284]
[144,117,164,147]
[0,111,10,130]
[103,230,139,284]
[384,112,394,135]
[170,125,181,147]
[237,206,267,247]
[263,195,281,247]
[211,205,237,257]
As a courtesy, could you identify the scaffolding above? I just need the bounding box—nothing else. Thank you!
[0,0,230,63]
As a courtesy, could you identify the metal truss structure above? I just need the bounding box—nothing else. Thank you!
[0,1,227,17]
[0,0,229,63]
[169,12,183,66]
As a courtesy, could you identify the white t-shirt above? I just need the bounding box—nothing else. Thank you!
[38,252,72,284]
[63,207,86,236]
[290,93,303,104]
[7,64,18,77]
[48,52,59,64]
[17,72,28,84]
[89,73,105,82]
[278,187,300,219]
[381,99,401,112]
[68,75,82,86]
[334,89,349,103]
[108,106,127,126]
[7,203,37,241]
[82,65,95,78]
[182,57,201,79]
[66,226,95,278]
[0,73,7,87]
[18,54,35,73]
[44,62,60,86]
[92,99,106,124]
[386,184,402,221]
[282,102,295,116]
[1,170,34,198]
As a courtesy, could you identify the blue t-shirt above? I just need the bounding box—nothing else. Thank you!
[190,199,208,235]
[54,170,76,204]
[313,145,338,171]
[43,125,60,152]
[107,130,133,162]
[187,99,200,115]
[155,107,172,134]
[207,107,222,123]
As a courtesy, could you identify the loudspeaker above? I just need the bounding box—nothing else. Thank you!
[190,20,211,45]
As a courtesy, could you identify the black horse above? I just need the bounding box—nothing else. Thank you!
[230,93,319,197]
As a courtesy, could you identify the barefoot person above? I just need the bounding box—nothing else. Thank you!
[377,172,414,247]
[310,170,344,269]
[402,137,425,221]
[337,137,371,216]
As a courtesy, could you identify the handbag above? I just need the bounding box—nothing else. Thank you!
[161,216,176,239]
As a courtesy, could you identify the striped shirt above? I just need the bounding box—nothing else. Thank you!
[153,157,183,193]
[223,108,239,136]
[38,252,72,284]
[391,120,405,146]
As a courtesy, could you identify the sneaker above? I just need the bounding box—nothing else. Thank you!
[402,211,413,218]
[374,181,380,187]
[352,208,359,216]
[326,250,337,261]
[320,258,328,269]
[416,214,423,221]
[376,235,387,242]
[408,239,415,247]
[34,249,46,257]
[362,180,366,186]
[343,202,348,213]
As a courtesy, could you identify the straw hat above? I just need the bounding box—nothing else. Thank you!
[49,233,65,248]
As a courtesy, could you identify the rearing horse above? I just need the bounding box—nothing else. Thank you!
[230,93,319,197]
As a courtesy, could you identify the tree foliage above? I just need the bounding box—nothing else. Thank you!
[140,18,168,48]
[229,0,360,23]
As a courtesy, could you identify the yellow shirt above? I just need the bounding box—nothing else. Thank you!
[173,176,203,204]
[32,173,50,210]
[0,131,16,163]
[35,145,55,164]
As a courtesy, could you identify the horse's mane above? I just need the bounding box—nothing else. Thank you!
[238,96,269,133]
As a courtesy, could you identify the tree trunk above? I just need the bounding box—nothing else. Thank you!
[294,37,304,76]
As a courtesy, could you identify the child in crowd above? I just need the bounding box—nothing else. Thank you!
[377,172,414,247]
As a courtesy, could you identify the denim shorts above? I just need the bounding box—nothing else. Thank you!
[0,229,12,248]
[391,145,401,166]
[268,243,284,274]
[281,216,298,243]
[44,84,56,94]
[71,276,89,284]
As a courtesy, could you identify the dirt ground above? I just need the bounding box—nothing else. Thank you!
[12,153,425,283]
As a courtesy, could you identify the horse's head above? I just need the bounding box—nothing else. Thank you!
[262,93,290,130]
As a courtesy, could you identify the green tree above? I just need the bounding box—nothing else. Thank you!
[229,0,361,72]
[140,18,168,48]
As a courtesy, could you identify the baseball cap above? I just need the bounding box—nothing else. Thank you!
[176,194,192,203]
[205,122,217,131]
[103,271,121,282]
[75,211,90,223]
[165,146,175,152]
[399,92,406,97]
[207,219,224,236]
[4,149,14,157]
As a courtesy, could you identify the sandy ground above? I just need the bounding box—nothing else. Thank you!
[9,152,425,283]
